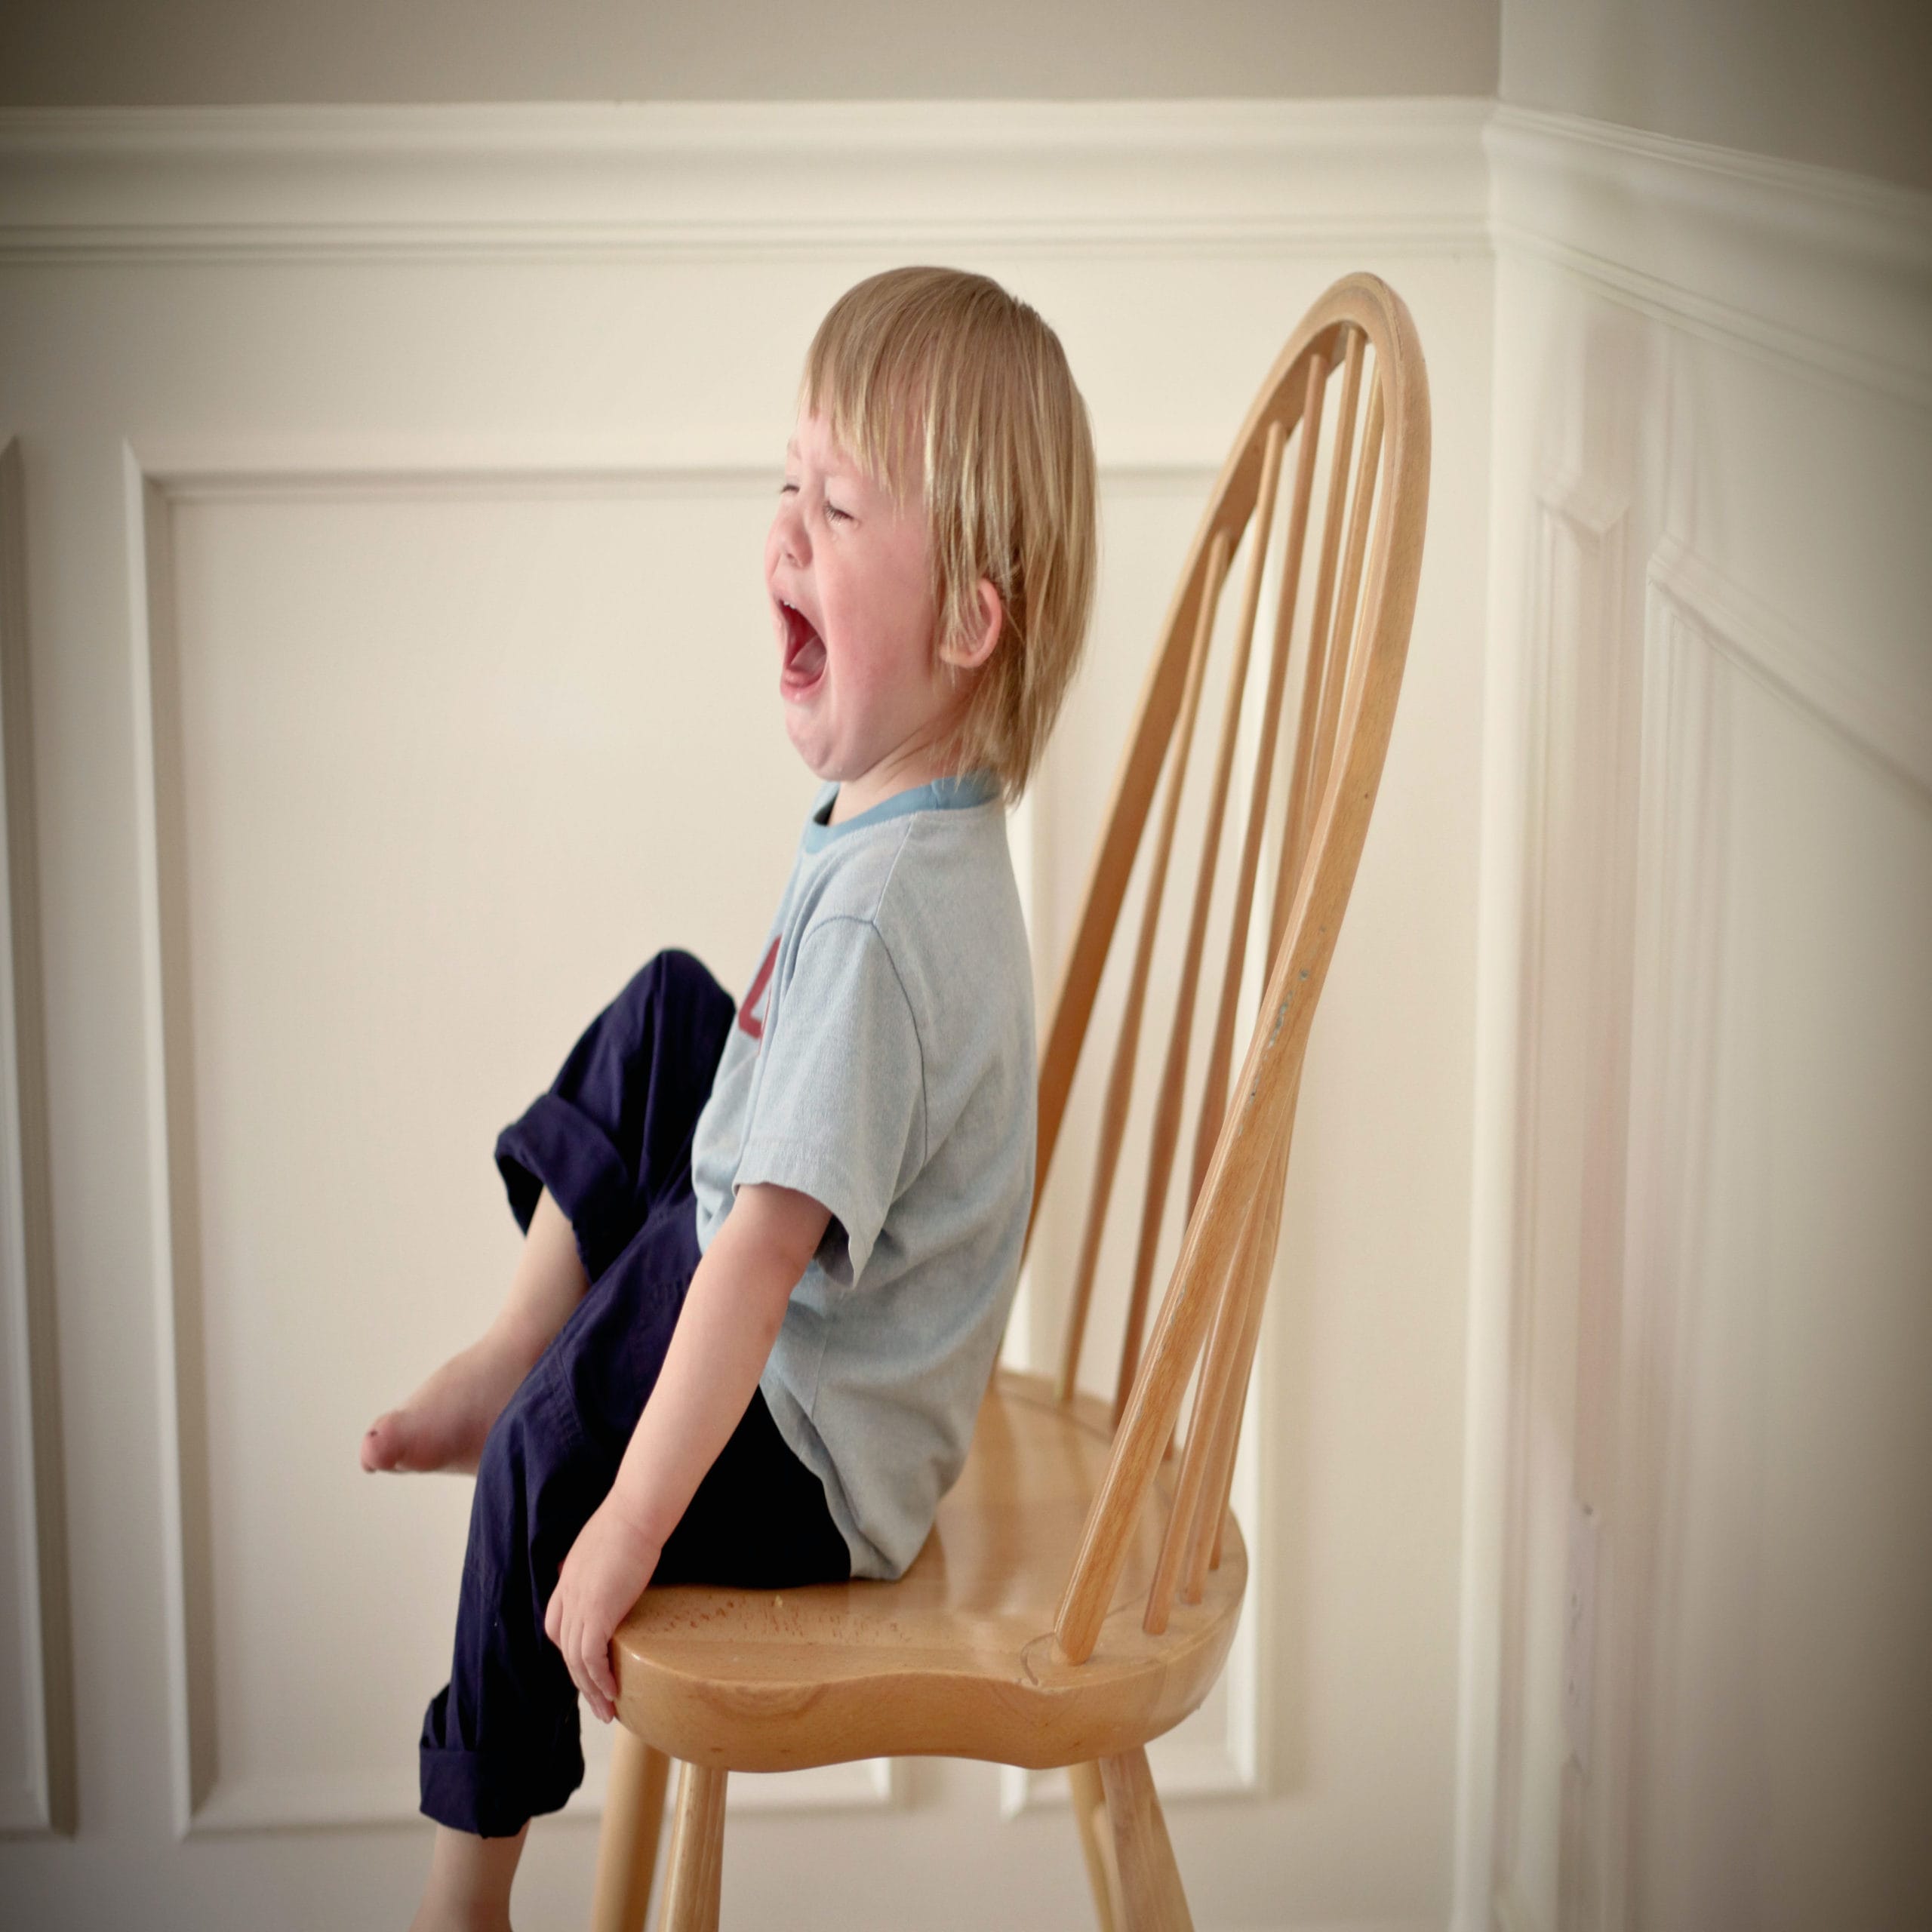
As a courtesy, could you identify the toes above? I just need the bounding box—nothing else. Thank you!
[361,1410,412,1472]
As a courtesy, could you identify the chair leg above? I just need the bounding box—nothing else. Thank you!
[659,1759,728,1932]
[589,1728,671,1932]
[1097,1747,1194,1932]
[1068,1761,1123,1932]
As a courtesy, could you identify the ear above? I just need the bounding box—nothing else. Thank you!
[939,577,1003,674]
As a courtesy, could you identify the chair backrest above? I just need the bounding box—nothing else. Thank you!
[1025,273,1431,1666]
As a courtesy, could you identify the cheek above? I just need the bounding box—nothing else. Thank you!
[896,560,940,653]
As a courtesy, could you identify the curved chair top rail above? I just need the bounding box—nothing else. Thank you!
[1023,273,1432,1666]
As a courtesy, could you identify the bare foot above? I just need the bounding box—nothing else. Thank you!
[362,1327,540,1475]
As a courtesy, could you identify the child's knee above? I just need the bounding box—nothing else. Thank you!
[602,950,685,1044]
[623,947,712,1008]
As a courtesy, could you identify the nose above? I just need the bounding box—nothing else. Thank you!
[770,491,810,569]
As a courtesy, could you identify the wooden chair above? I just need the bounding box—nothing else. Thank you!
[587,271,1431,1932]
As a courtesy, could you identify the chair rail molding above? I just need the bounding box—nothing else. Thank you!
[1487,105,1932,408]
[0,99,1491,266]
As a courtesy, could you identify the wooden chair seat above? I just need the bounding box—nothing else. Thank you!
[608,1369,1247,1774]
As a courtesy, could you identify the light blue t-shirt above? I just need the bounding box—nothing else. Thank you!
[688,771,1035,1580]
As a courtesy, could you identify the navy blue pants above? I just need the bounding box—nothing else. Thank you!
[419,949,849,1838]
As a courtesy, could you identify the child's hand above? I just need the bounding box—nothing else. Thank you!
[543,1497,662,1724]
[540,1186,824,1723]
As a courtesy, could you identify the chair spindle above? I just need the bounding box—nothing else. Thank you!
[1177,379,1393,1590]
[1280,327,1365,927]
[1295,377,1385,887]
[1111,420,1287,1421]
[1142,1177,1271,1633]
[1055,528,1230,1403]
[1196,380,1392,1572]
[1050,277,1429,1670]
[1183,1127,1294,1598]
[1056,906,1317,1663]
[1187,348,1330,1213]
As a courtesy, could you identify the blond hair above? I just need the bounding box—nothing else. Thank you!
[801,267,1098,804]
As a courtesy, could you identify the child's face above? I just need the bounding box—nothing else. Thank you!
[765,409,962,803]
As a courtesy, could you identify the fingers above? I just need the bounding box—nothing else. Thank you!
[544,1583,617,1723]
[574,1621,615,1724]
[544,1509,648,1726]
[588,1632,618,1711]
[583,1666,614,1724]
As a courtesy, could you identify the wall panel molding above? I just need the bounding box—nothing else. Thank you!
[1466,92,1932,1932]
[0,441,74,1838]
[122,445,1282,1838]
[1489,106,1932,408]
[1609,563,1734,1929]
[1486,475,1627,1932]
[185,1755,895,1835]
[1649,534,1932,807]
[125,447,210,1840]
[125,441,1201,1838]
[129,446,1207,503]
[0,99,1490,266]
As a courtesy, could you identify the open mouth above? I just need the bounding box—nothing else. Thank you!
[779,600,827,696]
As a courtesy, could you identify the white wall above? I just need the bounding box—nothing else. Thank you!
[0,103,1494,1930]
[1501,0,1932,192]
[0,0,1499,106]
[1468,97,1932,1932]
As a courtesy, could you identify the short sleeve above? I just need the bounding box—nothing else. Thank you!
[731,917,925,1287]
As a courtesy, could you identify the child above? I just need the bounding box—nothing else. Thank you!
[361,265,1097,1931]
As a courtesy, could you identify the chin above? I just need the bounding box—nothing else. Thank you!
[781,724,834,780]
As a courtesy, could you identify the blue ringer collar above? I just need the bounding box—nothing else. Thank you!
[802,769,1000,850]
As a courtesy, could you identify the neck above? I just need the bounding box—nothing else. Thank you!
[827,704,977,823]
[828,751,958,825]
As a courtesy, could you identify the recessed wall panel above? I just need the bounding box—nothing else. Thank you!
[158,474,832,1823]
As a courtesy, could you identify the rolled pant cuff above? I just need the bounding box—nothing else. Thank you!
[419,1728,585,1839]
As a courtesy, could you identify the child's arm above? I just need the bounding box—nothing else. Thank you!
[543,1180,830,1721]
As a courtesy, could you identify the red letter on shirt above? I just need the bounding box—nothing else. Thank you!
[737,936,779,1040]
